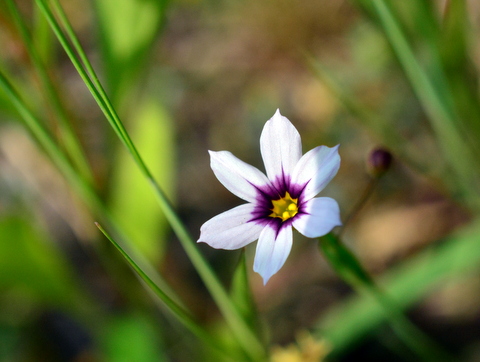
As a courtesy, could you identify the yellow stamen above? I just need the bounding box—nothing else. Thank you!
[269,192,298,221]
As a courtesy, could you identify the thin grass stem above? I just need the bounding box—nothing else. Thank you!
[5,0,94,186]
[95,222,233,359]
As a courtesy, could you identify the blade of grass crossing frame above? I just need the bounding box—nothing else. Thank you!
[0,66,239,357]
[33,0,124,142]
[5,0,94,186]
[48,0,137,149]
[94,222,231,358]
[0,66,187,320]
[35,1,266,359]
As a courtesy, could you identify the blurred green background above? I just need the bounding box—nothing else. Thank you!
[1,0,480,360]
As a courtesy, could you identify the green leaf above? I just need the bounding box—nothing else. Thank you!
[230,251,260,335]
[316,221,480,355]
[109,99,175,263]
[319,233,451,360]
[319,233,373,288]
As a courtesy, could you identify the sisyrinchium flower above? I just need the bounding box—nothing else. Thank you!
[197,110,342,284]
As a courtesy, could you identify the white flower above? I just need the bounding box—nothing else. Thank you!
[197,110,342,284]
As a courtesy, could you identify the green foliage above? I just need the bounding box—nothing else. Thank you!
[0,216,89,310]
[317,221,480,357]
[230,251,261,337]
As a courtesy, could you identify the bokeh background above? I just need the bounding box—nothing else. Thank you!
[1,0,480,360]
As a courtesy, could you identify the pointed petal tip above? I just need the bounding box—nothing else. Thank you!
[253,225,292,286]
[329,144,341,155]
[255,268,273,285]
[261,109,301,179]
[207,150,217,159]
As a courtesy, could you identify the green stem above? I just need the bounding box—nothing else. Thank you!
[339,176,379,238]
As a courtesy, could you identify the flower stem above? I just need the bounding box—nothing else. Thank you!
[339,176,379,238]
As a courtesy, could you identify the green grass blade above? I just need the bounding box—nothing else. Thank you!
[95,222,230,358]
[5,0,94,186]
[35,1,267,358]
[34,0,124,141]
[0,65,187,324]
[0,70,82,194]
[230,251,261,337]
[317,220,480,357]
[439,0,480,155]
[364,0,480,208]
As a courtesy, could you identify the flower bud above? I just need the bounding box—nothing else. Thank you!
[367,147,392,177]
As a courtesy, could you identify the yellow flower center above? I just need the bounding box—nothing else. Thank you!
[269,192,299,221]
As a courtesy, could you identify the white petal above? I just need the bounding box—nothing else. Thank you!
[197,204,264,250]
[291,145,340,200]
[293,197,342,238]
[253,223,293,284]
[209,150,270,203]
[260,109,302,181]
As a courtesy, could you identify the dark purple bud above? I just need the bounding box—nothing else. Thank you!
[367,147,393,176]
